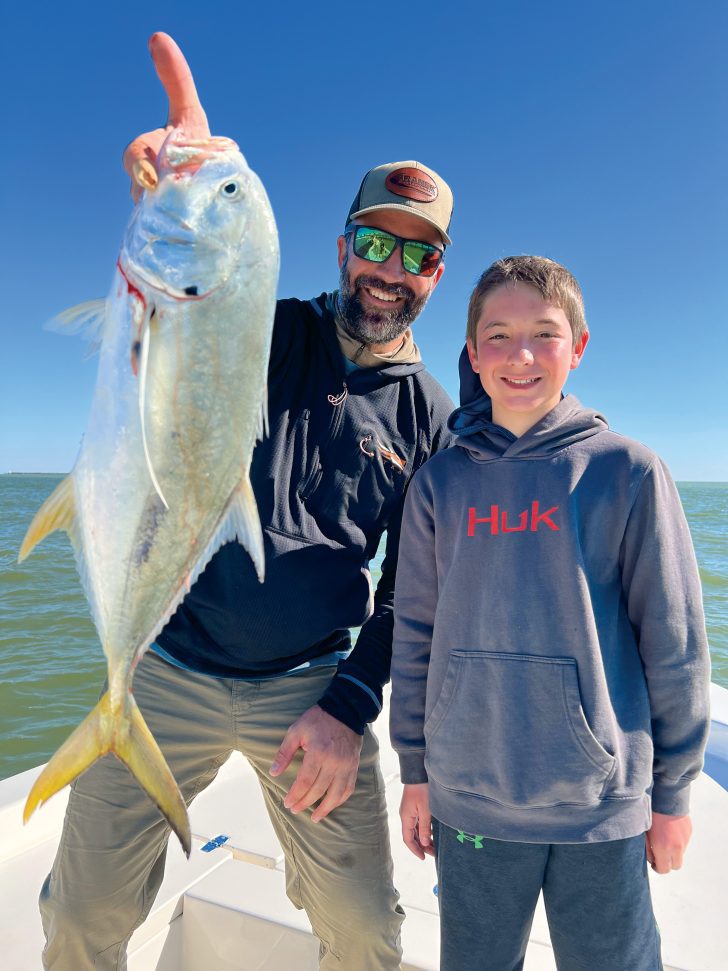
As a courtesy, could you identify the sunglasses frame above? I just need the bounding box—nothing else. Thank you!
[344,223,445,277]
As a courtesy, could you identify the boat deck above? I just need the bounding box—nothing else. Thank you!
[2,683,728,970]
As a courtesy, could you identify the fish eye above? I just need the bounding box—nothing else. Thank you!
[220,180,243,200]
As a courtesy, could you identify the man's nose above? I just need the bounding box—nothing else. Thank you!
[375,245,407,282]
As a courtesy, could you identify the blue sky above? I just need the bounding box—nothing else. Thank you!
[2,1,726,479]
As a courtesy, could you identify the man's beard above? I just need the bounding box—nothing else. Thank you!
[336,258,429,345]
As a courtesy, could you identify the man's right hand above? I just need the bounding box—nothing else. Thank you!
[123,33,210,203]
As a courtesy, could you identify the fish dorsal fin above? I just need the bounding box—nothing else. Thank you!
[18,475,76,562]
[49,299,107,354]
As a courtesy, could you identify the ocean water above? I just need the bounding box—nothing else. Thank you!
[1,474,726,782]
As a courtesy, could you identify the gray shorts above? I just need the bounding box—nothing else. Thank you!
[433,818,662,971]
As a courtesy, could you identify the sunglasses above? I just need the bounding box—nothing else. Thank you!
[345,224,444,277]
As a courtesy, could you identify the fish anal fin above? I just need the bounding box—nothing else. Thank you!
[18,475,76,562]
[23,690,191,857]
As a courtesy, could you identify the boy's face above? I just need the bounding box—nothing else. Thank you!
[467,281,588,436]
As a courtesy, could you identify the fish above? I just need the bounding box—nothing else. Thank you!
[18,129,279,855]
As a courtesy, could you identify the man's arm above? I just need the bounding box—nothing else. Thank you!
[272,402,454,821]
[318,399,455,736]
[268,497,403,823]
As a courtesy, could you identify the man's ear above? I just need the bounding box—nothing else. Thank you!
[570,329,590,370]
[466,337,479,373]
[337,235,347,269]
[429,260,446,291]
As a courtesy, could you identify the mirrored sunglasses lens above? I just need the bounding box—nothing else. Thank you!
[403,242,441,277]
[354,229,396,264]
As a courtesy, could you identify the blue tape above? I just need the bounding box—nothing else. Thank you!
[200,834,230,853]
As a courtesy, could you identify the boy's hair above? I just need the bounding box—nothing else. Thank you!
[466,255,587,347]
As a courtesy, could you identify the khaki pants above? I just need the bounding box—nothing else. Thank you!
[39,653,404,970]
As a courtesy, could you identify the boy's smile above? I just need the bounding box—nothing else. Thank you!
[467,281,589,437]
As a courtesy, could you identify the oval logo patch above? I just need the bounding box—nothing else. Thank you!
[385,168,438,203]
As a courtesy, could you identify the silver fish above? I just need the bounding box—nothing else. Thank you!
[19,131,279,854]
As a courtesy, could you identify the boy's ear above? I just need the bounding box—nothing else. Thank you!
[466,338,479,373]
[570,330,589,370]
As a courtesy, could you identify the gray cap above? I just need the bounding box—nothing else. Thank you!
[347,160,453,246]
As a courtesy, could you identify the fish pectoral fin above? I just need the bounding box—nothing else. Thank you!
[49,299,107,354]
[23,690,192,858]
[231,475,265,583]
[18,474,76,562]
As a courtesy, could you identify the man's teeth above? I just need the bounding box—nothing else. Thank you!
[367,287,399,302]
[504,377,539,385]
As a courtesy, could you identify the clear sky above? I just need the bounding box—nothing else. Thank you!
[2,1,726,479]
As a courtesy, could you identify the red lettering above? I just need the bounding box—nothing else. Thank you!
[501,508,529,532]
[467,505,499,536]
[530,501,559,531]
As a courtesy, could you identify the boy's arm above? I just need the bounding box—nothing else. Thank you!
[620,458,711,818]
[390,473,439,784]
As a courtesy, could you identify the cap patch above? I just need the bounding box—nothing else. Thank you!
[385,168,438,204]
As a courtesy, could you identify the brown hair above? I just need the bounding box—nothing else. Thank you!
[466,255,587,347]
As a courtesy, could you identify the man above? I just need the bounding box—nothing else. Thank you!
[40,33,455,970]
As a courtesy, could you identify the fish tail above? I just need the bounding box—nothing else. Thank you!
[23,691,192,857]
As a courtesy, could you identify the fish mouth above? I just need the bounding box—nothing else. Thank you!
[120,258,219,302]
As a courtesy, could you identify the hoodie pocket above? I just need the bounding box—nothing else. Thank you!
[424,652,616,809]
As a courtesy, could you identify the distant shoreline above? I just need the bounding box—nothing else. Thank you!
[3,473,728,485]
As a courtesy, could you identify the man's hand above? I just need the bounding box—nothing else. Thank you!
[123,32,210,202]
[269,705,363,823]
[400,783,434,860]
[646,811,693,874]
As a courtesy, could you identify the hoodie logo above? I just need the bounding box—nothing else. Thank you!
[467,502,560,536]
[360,435,406,473]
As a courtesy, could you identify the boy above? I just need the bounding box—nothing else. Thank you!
[390,255,710,971]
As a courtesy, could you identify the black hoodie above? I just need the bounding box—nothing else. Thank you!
[155,293,455,732]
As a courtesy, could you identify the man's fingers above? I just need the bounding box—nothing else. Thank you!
[285,764,329,814]
[269,732,300,778]
[310,774,356,823]
[123,128,168,196]
[148,32,209,136]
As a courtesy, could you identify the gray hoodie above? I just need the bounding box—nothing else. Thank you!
[390,377,710,843]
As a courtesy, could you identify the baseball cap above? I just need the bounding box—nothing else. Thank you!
[346,161,453,246]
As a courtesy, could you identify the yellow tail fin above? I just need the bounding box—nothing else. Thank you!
[24,691,191,856]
